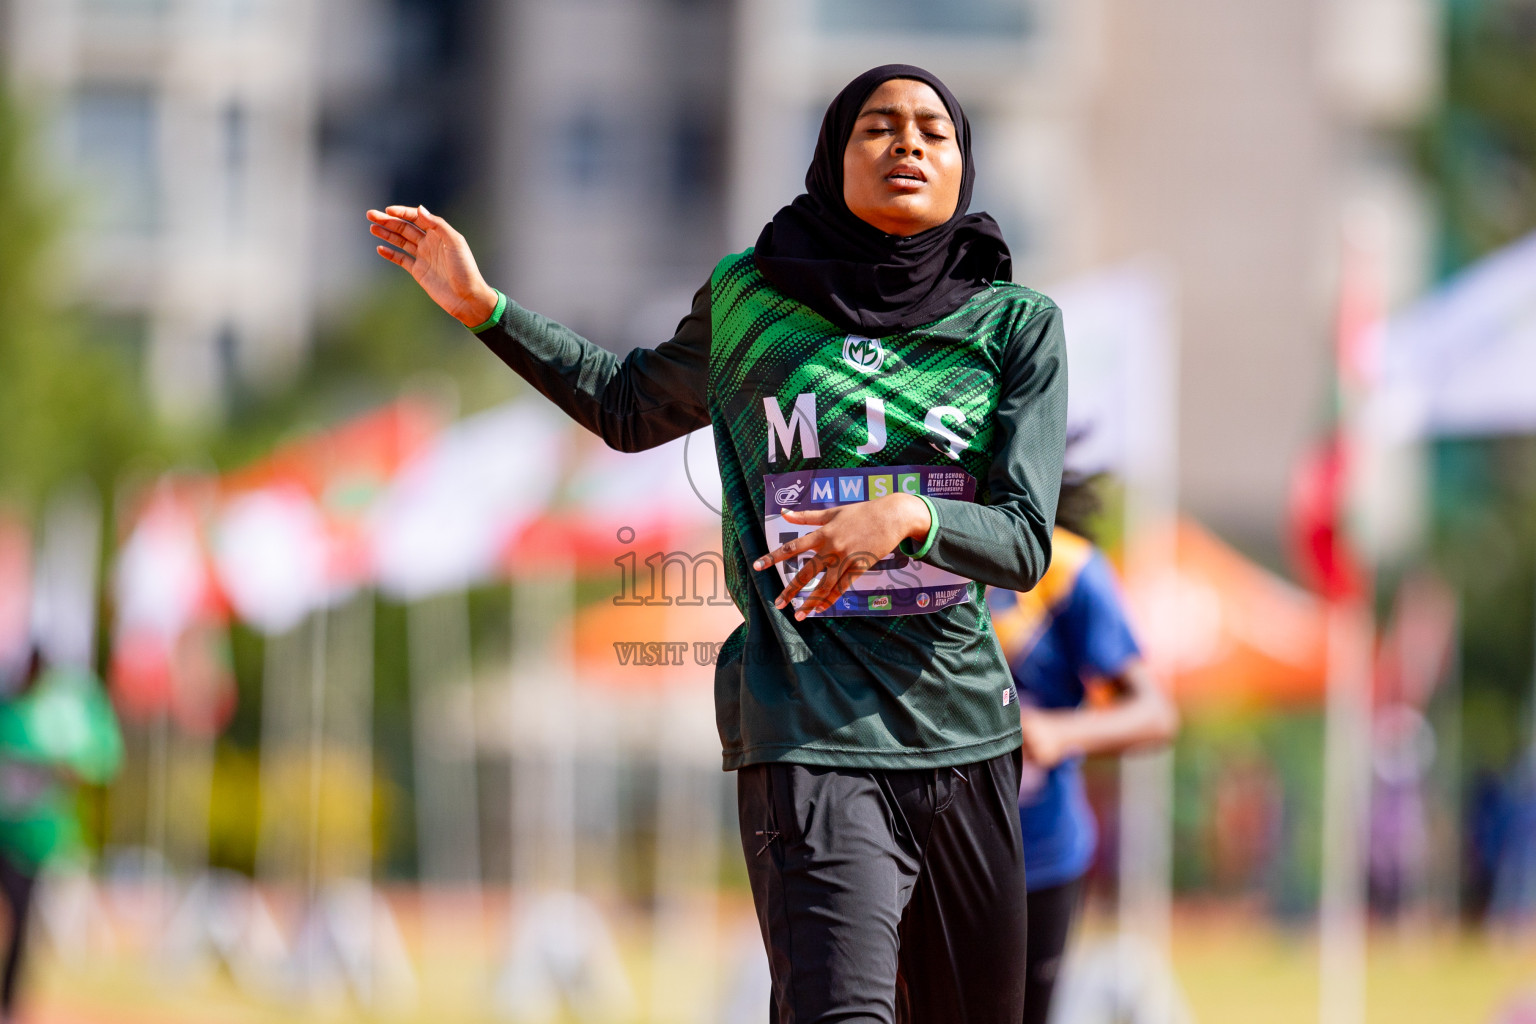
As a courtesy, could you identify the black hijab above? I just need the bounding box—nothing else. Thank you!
[752,64,1012,335]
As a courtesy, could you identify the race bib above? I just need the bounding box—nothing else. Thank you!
[763,464,977,617]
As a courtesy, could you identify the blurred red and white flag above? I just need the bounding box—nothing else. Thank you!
[112,476,235,731]
[508,424,725,573]
[369,400,567,600]
[213,399,441,632]
[212,485,334,635]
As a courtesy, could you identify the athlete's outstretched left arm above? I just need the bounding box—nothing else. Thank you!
[923,302,1068,592]
[367,205,709,452]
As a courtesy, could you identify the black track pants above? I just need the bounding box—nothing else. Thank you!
[1021,878,1083,1024]
[738,749,1028,1024]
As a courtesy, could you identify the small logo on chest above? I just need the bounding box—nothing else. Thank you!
[842,335,885,373]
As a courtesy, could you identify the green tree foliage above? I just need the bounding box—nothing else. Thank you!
[1415,2,1536,793]
[1419,0,1536,274]
[0,94,160,513]
[1429,438,1536,772]
[0,84,516,504]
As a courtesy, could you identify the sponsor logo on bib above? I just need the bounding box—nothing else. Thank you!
[915,592,931,609]
[869,594,892,611]
[774,480,807,505]
[842,335,884,373]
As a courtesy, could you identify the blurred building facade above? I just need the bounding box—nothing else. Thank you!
[2,0,493,426]
[1083,0,1438,546]
[486,0,736,349]
[6,0,326,425]
[3,0,1441,545]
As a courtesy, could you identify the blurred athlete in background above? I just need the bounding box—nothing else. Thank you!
[0,648,122,1023]
[987,471,1179,1024]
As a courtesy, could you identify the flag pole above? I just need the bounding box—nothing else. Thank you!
[1318,595,1372,1024]
[1317,221,1383,1024]
[1115,261,1180,1015]
[302,604,328,993]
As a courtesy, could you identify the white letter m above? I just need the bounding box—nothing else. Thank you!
[763,393,820,464]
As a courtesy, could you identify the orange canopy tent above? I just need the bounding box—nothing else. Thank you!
[1124,519,1329,712]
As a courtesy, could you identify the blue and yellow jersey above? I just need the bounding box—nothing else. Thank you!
[987,527,1140,890]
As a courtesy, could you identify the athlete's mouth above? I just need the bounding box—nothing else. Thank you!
[886,164,927,187]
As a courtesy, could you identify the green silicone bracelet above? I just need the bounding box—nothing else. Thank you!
[468,290,507,334]
[897,493,940,559]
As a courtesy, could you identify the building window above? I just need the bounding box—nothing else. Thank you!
[222,102,249,237]
[816,0,1032,37]
[70,85,161,236]
[561,109,611,190]
[216,322,245,412]
[668,108,718,206]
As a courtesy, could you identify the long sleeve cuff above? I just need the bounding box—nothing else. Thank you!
[468,290,508,334]
[897,493,940,559]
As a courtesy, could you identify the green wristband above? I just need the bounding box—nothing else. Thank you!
[897,493,940,560]
[468,290,507,334]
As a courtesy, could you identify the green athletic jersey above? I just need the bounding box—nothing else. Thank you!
[476,249,1067,770]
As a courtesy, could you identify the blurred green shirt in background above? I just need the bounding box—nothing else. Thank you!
[0,667,122,871]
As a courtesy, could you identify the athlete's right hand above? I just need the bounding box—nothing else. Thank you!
[367,205,500,328]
